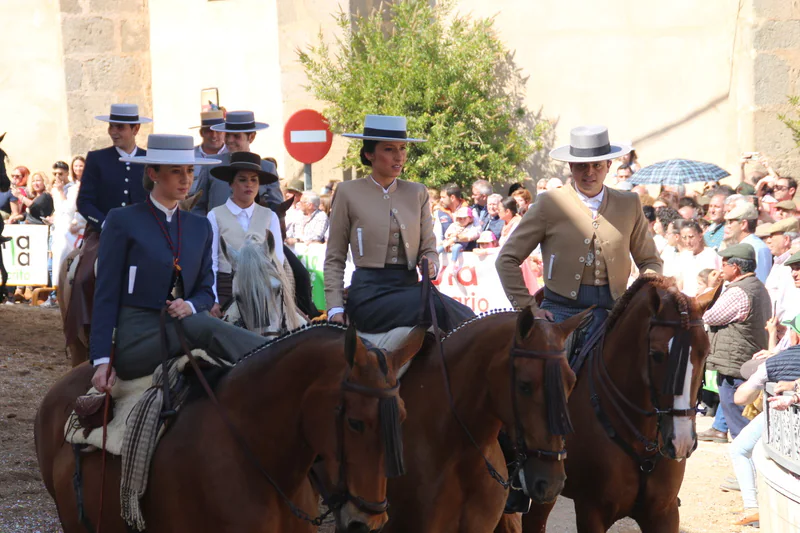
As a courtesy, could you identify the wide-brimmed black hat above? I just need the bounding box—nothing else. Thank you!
[210,152,278,185]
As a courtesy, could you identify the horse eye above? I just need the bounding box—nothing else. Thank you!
[518,381,533,396]
[650,350,666,363]
[348,418,365,433]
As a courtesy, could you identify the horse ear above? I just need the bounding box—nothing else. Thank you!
[558,306,593,338]
[0,132,5,144]
[389,326,426,374]
[516,306,535,343]
[220,237,239,269]
[265,231,275,256]
[694,281,723,315]
[344,323,358,368]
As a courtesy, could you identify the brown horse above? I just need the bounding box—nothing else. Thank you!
[382,307,588,533]
[35,323,425,533]
[506,275,720,533]
[58,192,204,367]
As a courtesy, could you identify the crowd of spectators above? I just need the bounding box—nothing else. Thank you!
[1,157,86,305]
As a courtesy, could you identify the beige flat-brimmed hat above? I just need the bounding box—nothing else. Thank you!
[190,110,225,129]
[95,103,152,124]
[550,125,631,163]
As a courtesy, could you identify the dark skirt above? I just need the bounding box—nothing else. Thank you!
[216,272,233,309]
[346,266,474,334]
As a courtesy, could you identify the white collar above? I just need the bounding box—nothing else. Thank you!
[225,197,255,217]
[370,175,395,194]
[116,146,138,159]
[199,144,227,158]
[575,185,605,205]
[150,195,178,222]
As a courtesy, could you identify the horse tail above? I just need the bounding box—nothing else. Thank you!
[233,243,272,335]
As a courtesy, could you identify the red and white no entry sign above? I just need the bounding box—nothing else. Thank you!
[283,109,333,165]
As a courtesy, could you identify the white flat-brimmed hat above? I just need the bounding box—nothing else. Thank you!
[342,115,426,143]
[120,134,220,165]
[190,110,226,129]
[95,103,152,124]
[550,125,630,163]
[210,110,268,133]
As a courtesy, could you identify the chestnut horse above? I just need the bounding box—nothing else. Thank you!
[505,275,719,533]
[35,323,425,533]
[382,307,588,533]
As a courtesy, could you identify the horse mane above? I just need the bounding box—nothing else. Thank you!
[606,274,691,331]
[234,321,348,366]
[440,309,518,342]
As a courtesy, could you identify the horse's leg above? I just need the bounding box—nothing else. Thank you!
[494,513,522,533]
[574,500,615,533]
[519,501,556,533]
[635,500,680,533]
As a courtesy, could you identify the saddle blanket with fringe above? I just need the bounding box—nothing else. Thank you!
[65,350,228,531]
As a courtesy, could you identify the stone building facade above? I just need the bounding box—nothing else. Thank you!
[2,0,800,186]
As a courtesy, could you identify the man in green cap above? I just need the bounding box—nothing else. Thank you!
[703,243,771,440]
[774,199,797,221]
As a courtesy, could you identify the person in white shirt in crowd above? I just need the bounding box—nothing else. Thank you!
[497,196,521,249]
[674,219,721,297]
[282,179,306,236]
[724,202,773,283]
[760,218,800,321]
[678,197,699,220]
[285,190,328,246]
[207,152,282,315]
[652,206,681,257]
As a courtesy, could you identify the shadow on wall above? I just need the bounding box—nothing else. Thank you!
[493,49,561,193]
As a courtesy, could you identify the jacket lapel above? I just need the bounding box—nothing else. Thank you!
[565,185,594,219]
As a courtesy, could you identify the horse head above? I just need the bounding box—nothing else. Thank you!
[223,236,304,336]
[309,324,426,533]
[0,132,9,193]
[613,275,715,461]
[490,307,588,504]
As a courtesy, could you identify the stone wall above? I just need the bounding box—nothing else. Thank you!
[60,0,153,155]
[752,0,800,177]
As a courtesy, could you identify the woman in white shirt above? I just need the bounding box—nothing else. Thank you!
[207,152,282,315]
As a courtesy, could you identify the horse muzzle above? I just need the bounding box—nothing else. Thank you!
[519,461,567,504]
[336,501,388,533]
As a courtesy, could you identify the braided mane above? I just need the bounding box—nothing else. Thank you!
[440,309,518,341]
[606,274,691,331]
[234,321,349,366]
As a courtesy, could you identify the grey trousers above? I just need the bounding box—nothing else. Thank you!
[114,306,268,380]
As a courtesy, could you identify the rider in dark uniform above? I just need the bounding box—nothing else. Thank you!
[90,134,267,391]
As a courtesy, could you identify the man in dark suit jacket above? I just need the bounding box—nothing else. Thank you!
[66,104,150,348]
[191,110,283,215]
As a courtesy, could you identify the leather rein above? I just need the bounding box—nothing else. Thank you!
[421,259,567,493]
[163,310,395,525]
[588,310,704,480]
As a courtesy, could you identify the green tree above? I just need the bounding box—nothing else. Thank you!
[779,96,800,147]
[298,0,546,189]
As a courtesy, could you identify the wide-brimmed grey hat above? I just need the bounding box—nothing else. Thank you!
[550,125,631,163]
[342,115,426,143]
[95,103,152,124]
[210,110,268,133]
[210,152,278,185]
[120,134,220,165]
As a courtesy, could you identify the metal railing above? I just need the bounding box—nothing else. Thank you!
[763,382,800,476]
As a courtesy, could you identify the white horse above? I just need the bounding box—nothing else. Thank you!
[220,235,306,338]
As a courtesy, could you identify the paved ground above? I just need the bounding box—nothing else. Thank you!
[0,304,743,532]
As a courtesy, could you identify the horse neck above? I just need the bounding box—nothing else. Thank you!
[435,314,516,443]
[601,295,656,409]
[216,329,345,487]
